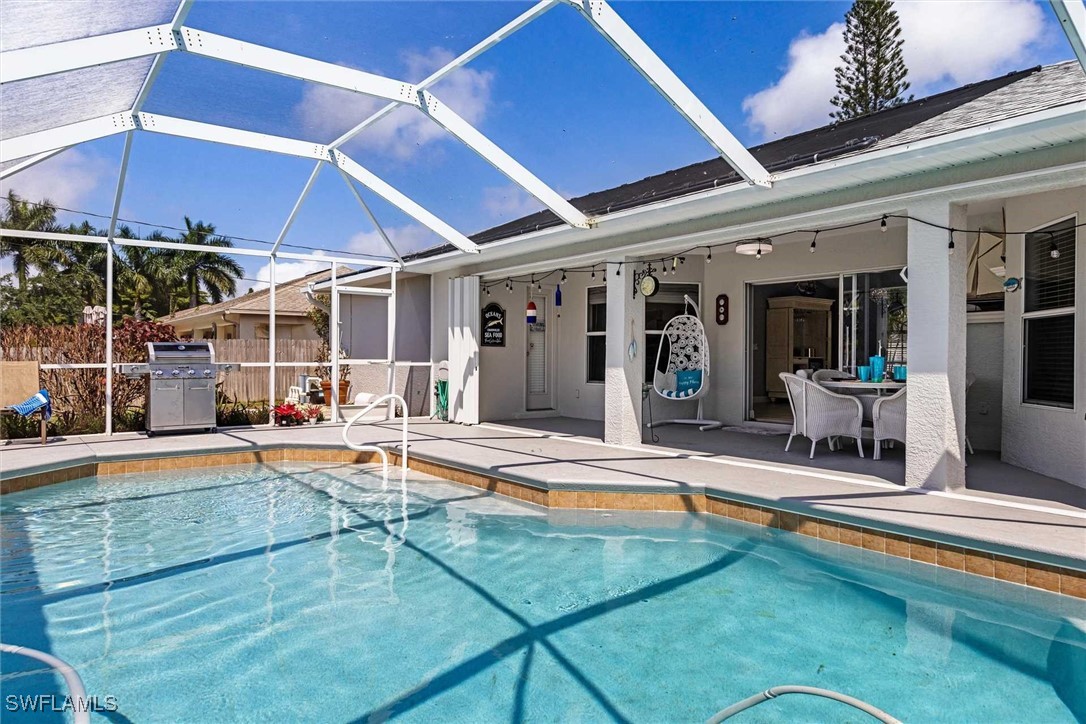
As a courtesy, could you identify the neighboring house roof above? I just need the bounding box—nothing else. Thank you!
[401,61,1082,263]
[161,266,351,325]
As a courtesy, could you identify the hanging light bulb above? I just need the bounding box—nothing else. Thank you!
[615,265,621,277]
[1050,238,1061,259]
[880,216,888,233]
[561,270,567,283]
[755,248,762,260]
[591,267,596,280]
[948,231,955,255]
[706,248,712,263]
[537,279,542,291]
[810,231,818,253]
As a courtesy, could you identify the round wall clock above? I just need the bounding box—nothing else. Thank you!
[639,273,659,297]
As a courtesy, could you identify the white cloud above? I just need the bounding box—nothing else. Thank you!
[742,1,1048,140]
[294,47,495,160]
[348,224,436,257]
[250,252,327,291]
[481,184,542,220]
[0,148,111,209]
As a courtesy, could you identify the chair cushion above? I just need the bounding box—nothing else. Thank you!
[675,370,702,394]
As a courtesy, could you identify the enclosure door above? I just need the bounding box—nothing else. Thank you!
[526,290,555,410]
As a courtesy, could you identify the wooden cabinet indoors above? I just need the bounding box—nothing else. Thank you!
[766,296,834,400]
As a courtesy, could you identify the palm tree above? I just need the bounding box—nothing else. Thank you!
[58,220,107,307]
[0,190,64,287]
[115,228,170,320]
[168,217,244,309]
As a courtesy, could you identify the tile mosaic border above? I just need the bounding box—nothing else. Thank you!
[2,448,1083,599]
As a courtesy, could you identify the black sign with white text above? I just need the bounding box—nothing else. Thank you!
[481,303,506,347]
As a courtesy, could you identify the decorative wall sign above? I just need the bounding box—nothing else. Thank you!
[481,303,506,347]
[715,294,729,325]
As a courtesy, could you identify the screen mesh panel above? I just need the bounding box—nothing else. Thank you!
[0,0,179,51]
[2,59,154,140]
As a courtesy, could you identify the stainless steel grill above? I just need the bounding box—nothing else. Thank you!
[121,342,231,434]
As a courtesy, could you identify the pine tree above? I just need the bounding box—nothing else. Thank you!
[830,0,912,121]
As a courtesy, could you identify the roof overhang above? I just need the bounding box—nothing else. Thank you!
[389,100,1086,277]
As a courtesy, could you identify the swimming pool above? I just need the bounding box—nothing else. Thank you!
[2,462,1083,722]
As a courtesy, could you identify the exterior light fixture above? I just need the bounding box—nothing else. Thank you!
[880,216,888,232]
[706,248,712,263]
[735,239,772,258]
[1050,238,1061,259]
[810,231,818,253]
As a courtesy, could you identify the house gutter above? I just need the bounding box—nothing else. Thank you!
[304,285,330,313]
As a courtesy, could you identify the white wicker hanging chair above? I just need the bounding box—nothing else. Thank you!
[649,296,721,431]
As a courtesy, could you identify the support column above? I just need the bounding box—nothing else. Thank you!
[604,259,643,446]
[905,200,968,490]
[386,268,397,420]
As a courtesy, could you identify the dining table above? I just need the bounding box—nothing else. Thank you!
[820,379,905,421]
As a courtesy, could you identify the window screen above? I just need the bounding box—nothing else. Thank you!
[1023,314,1074,408]
[1025,218,1076,313]
[586,286,606,383]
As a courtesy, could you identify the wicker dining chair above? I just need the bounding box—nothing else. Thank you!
[780,372,864,459]
[872,387,906,460]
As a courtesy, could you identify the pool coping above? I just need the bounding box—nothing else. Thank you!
[2,443,1083,600]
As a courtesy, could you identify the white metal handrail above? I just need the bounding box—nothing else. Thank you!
[0,643,92,724]
[707,685,901,724]
[341,393,409,486]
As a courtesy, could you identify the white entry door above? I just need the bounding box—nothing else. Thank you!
[526,290,554,410]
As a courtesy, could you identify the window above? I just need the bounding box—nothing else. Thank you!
[645,284,699,381]
[586,286,606,383]
[1022,217,1076,408]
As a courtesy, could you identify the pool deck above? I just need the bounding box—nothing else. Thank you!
[2,418,1084,577]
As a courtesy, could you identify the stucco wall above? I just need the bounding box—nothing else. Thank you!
[1000,187,1085,487]
[342,275,431,361]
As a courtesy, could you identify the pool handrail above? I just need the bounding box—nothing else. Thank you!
[0,643,92,724]
[341,393,409,484]
[707,685,901,724]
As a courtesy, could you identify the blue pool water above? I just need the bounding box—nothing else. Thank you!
[1,463,1084,723]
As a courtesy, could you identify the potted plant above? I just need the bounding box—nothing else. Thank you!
[307,301,350,405]
[273,403,305,426]
[297,402,323,425]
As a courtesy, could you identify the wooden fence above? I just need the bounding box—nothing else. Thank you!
[215,339,325,403]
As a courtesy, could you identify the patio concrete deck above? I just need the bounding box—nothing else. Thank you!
[2,417,1084,573]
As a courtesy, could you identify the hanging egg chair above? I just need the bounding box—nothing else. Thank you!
[650,296,721,431]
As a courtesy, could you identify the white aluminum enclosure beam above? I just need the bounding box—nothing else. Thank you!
[176,27,417,105]
[271,162,323,255]
[0,228,394,267]
[0,148,65,180]
[337,169,405,264]
[137,113,329,160]
[419,90,589,228]
[1,113,136,162]
[332,150,479,253]
[562,0,771,188]
[332,0,558,148]
[1051,0,1086,71]
[0,25,177,83]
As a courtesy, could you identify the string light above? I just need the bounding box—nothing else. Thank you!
[561,270,567,283]
[1050,233,1061,259]
[706,248,712,263]
[948,230,955,255]
[880,215,888,233]
[810,231,818,253]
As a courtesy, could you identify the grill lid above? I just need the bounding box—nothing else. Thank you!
[147,341,215,363]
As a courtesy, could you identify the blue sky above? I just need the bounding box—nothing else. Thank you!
[3,1,1073,289]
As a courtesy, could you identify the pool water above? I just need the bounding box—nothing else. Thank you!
[1,463,1083,723]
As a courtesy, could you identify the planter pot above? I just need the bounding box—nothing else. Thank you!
[319,380,350,405]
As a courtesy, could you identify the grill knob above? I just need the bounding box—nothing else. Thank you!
[171,369,180,377]
[187,369,196,376]
[203,369,213,377]
[154,370,163,377]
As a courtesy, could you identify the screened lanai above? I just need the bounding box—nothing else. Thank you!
[3,0,1084,437]
[0,0,787,434]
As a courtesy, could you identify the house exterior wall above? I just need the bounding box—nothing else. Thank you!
[1000,186,1085,488]
[342,276,431,362]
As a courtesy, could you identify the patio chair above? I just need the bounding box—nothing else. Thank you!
[780,372,864,459]
[811,369,852,384]
[872,387,906,460]
[1,361,48,445]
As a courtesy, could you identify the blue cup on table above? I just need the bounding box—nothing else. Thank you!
[893,364,907,381]
[857,365,872,382]
[870,355,886,383]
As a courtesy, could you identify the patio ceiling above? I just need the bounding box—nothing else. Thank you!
[0,0,775,265]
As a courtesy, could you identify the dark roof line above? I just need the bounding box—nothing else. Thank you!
[394,64,1043,265]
